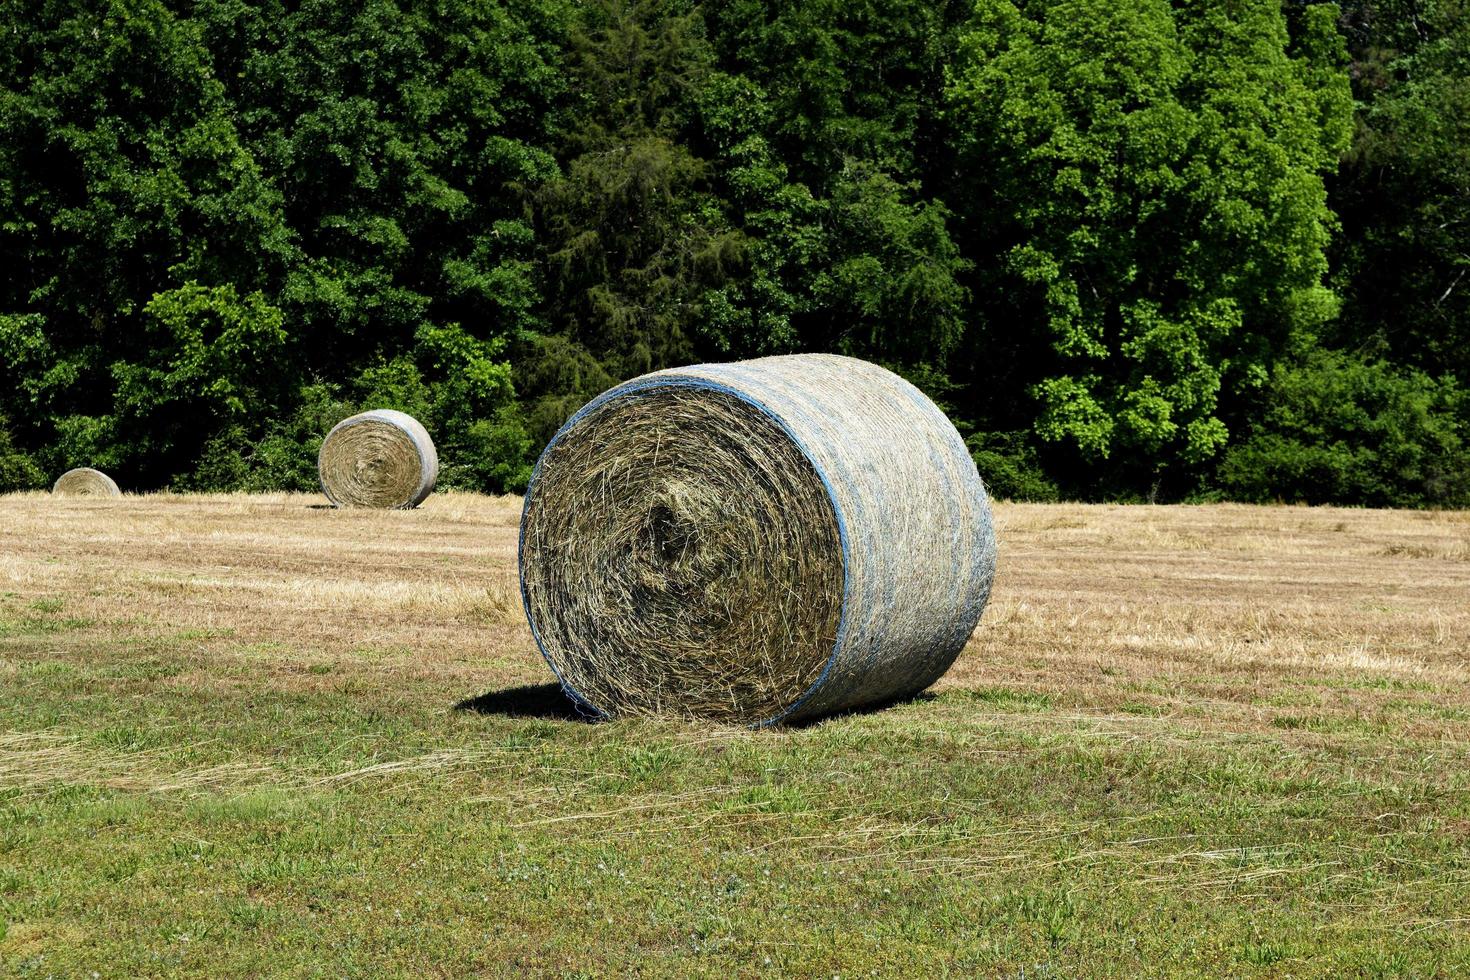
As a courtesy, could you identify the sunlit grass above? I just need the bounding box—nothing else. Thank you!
[1,493,1467,975]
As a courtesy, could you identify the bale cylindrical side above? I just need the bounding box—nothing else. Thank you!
[519,353,998,726]
[51,468,121,498]
[318,409,438,509]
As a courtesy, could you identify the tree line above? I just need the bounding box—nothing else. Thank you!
[2,0,1466,505]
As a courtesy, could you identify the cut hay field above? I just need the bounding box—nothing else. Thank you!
[2,493,1468,977]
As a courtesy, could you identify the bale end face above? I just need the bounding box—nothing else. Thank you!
[51,468,121,497]
[318,410,438,509]
[521,383,843,724]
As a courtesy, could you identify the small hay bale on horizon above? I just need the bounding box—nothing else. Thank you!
[519,353,998,726]
[318,409,438,510]
[51,467,121,498]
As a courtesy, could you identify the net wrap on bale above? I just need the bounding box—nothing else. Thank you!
[318,409,438,509]
[51,468,121,497]
[519,353,997,726]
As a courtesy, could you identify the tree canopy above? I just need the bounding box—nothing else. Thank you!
[1,0,1466,505]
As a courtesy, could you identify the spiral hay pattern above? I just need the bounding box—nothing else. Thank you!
[318,410,438,509]
[519,354,998,726]
[51,468,121,498]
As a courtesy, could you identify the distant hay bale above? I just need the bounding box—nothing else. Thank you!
[519,353,998,726]
[318,410,438,509]
[51,468,121,498]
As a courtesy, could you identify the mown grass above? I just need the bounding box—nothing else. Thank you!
[1,494,1468,976]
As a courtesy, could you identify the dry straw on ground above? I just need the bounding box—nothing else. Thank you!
[2,492,1466,718]
[519,354,999,725]
[51,467,121,497]
[318,409,438,509]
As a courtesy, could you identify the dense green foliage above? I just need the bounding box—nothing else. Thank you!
[1,0,1466,504]
[1220,348,1469,505]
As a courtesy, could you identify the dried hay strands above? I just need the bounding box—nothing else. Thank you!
[519,354,997,726]
[51,468,121,497]
[318,410,438,509]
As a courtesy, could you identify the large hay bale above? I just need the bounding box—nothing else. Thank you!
[519,353,998,725]
[51,468,121,497]
[318,410,438,509]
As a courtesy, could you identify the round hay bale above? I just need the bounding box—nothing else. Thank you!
[51,467,121,497]
[318,410,438,509]
[519,353,998,726]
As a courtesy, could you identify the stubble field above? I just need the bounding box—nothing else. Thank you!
[1,492,1468,976]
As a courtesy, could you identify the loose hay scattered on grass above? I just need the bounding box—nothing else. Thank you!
[0,731,513,798]
[0,731,273,796]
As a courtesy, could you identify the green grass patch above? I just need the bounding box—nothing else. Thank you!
[2,635,1468,975]
[961,686,1055,710]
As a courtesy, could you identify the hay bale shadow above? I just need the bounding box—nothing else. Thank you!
[455,684,933,727]
[454,683,598,722]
